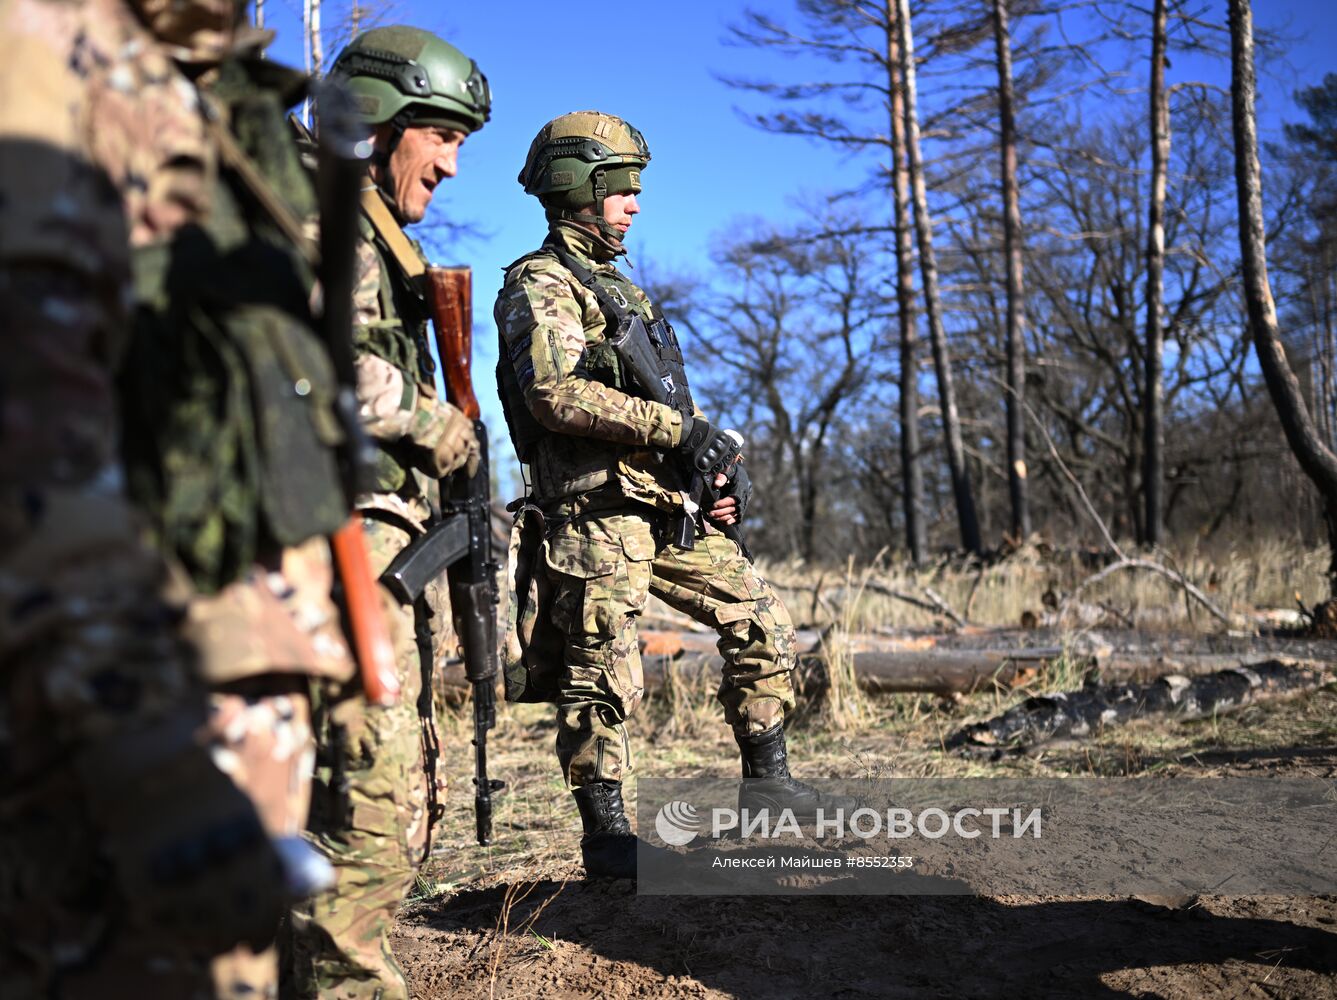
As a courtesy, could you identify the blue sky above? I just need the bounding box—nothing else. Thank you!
[257,1,1336,486]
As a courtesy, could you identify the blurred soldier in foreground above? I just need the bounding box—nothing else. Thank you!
[495,112,851,879]
[285,26,491,1000]
[0,0,313,992]
[108,4,375,995]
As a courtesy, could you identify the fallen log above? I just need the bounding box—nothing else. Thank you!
[632,634,1298,695]
[438,627,1337,703]
[943,659,1331,752]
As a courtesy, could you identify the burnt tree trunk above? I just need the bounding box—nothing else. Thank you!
[992,0,1031,542]
[897,0,982,554]
[888,0,925,564]
[1229,0,1337,592]
[1143,0,1170,547]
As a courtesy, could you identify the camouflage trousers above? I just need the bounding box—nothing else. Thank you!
[543,504,798,786]
[286,513,448,1000]
[206,680,313,1000]
[0,489,215,999]
[189,540,352,1000]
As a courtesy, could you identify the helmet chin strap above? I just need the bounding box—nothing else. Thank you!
[550,212,626,260]
[549,168,628,258]
[370,107,416,218]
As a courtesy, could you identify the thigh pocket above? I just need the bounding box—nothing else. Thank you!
[545,533,646,640]
[715,600,760,641]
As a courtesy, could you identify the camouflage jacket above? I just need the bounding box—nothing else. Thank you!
[352,190,473,530]
[0,0,352,683]
[494,225,690,507]
[0,0,210,490]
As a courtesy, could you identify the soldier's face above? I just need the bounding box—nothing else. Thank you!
[600,191,640,237]
[376,124,466,225]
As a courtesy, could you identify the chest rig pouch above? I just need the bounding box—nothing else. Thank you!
[120,60,346,594]
[547,247,696,421]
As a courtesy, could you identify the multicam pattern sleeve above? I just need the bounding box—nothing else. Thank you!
[0,0,209,488]
[349,225,475,478]
[350,233,418,442]
[495,253,682,450]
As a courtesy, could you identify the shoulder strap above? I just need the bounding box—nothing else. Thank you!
[208,112,317,266]
[547,245,633,329]
[360,188,426,280]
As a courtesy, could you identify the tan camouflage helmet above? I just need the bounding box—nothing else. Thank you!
[128,0,243,63]
[518,111,649,241]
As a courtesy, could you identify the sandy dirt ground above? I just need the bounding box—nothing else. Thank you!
[393,646,1337,999]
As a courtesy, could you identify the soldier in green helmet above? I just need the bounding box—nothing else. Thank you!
[496,111,852,879]
[284,25,490,1000]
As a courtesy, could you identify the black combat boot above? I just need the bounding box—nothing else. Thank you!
[572,781,638,879]
[736,723,858,821]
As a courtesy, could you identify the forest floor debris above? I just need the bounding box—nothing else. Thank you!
[401,558,1337,997]
[943,658,1332,753]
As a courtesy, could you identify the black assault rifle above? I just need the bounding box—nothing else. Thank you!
[608,314,752,560]
[379,267,504,846]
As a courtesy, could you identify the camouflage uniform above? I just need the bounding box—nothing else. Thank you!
[288,215,465,999]
[496,223,799,786]
[286,27,492,994]
[0,0,296,992]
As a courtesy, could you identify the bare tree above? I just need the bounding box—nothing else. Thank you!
[1229,0,1337,589]
[658,222,887,560]
[723,2,932,560]
[991,0,1031,542]
[897,0,982,553]
[1142,0,1170,547]
[888,0,926,563]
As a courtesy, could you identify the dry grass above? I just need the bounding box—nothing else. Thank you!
[418,541,1334,881]
[808,555,877,731]
[757,538,1329,631]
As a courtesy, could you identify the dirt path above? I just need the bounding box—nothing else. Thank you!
[399,633,1337,999]
[394,877,1337,999]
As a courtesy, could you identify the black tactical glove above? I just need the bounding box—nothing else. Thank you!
[721,462,753,523]
[678,415,741,475]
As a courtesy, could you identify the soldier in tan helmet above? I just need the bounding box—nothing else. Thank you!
[495,111,853,879]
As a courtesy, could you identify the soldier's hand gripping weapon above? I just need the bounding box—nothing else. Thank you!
[380,266,505,846]
[313,83,400,706]
[608,314,752,560]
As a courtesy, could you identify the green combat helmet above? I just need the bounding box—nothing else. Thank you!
[329,25,490,151]
[518,110,650,250]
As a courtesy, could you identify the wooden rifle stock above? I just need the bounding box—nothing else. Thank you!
[332,517,400,706]
[426,266,479,420]
[311,84,400,708]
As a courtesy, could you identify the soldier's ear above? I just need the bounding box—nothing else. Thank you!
[370,123,395,156]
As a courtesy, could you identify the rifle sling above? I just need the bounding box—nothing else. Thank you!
[360,188,426,281]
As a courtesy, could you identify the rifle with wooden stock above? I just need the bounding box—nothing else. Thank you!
[429,266,505,846]
[378,265,504,845]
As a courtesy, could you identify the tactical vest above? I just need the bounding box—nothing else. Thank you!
[119,58,346,594]
[497,244,694,468]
